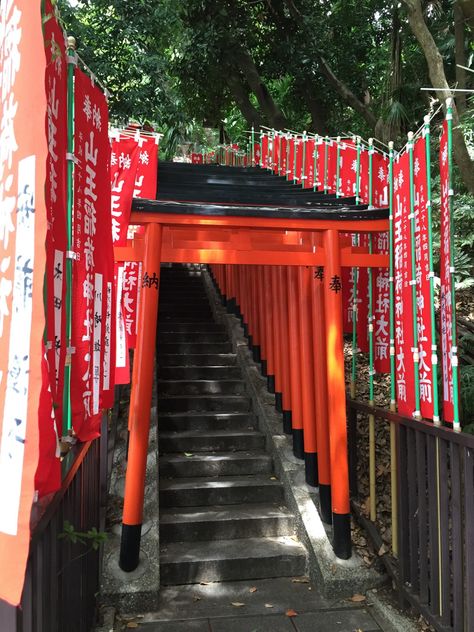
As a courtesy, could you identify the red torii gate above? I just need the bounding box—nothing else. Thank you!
[115,211,389,572]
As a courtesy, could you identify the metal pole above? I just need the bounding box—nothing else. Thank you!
[423,116,440,424]
[313,136,319,192]
[446,98,460,431]
[335,136,341,198]
[64,36,77,434]
[367,138,376,522]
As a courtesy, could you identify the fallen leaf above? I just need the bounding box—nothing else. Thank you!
[286,609,298,617]
[264,604,273,608]
[291,577,309,583]
[184,452,194,457]
[350,594,366,603]
[249,587,257,593]
[126,624,139,629]
[231,602,245,607]
[270,476,277,480]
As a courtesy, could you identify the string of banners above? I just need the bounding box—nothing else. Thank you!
[0,1,161,606]
[257,119,459,429]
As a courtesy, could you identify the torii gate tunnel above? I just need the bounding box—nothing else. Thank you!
[115,161,389,572]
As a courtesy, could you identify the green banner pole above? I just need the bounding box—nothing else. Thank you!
[388,141,396,412]
[367,138,376,521]
[63,36,77,435]
[323,136,329,194]
[446,98,460,431]
[423,115,440,425]
[407,131,421,419]
[350,135,361,397]
[293,134,297,183]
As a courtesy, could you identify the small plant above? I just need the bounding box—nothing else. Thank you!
[59,520,108,551]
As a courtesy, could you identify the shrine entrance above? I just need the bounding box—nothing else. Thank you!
[114,161,389,573]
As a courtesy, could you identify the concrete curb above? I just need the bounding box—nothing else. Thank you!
[100,393,160,611]
[202,269,387,599]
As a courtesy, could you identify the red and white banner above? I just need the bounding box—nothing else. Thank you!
[44,1,67,427]
[191,152,203,165]
[0,0,49,605]
[279,136,287,177]
[295,137,303,184]
[122,261,141,349]
[439,121,456,423]
[413,137,434,419]
[261,134,269,169]
[287,137,295,180]
[339,141,357,198]
[393,151,416,417]
[110,136,139,246]
[356,233,370,353]
[133,135,158,200]
[253,142,261,166]
[305,138,315,188]
[372,152,389,208]
[358,148,369,204]
[71,68,115,440]
[373,232,390,373]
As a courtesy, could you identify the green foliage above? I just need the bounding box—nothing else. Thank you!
[59,520,107,551]
[461,365,474,430]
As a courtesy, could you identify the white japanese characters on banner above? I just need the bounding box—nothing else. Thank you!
[0,0,49,606]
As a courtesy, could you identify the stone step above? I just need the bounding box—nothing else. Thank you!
[157,379,246,396]
[157,323,225,334]
[158,342,233,354]
[158,412,257,432]
[157,332,228,343]
[158,315,216,323]
[159,430,265,453]
[157,395,252,413]
[159,306,213,317]
[159,450,271,477]
[157,366,242,381]
[160,536,306,585]
[159,475,284,507]
[160,504,295,542]
[158,353,237,367]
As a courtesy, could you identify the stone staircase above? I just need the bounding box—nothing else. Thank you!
[157,264,307,585]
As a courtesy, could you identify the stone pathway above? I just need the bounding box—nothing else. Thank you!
[113,577,383,632]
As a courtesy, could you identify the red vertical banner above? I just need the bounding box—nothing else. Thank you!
[261,134,268,169]
[372,152,389,208]
[253,142,261,166]
[122,261,141,349]
[71,69,114,440]
[356,233,370,353]
[341,233,355,333]
[273,134,280,174]
[358,148,369,204]
[326,139,337,193]
[133,135,158,199]
[0,0,49,606]
[439,121,455,423]
[339,141,357,198]
[279,136,287,177]
[373,232,390,373]
[316,139,324,191]
[412,137,434,418]
[110,136,139,246]
[295,137,303,183]
[305,138,315,188]
[393,151,416,417]
[43,1,67,429]
[287,137,295,180]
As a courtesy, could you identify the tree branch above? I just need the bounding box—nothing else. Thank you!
[402,0,474,193]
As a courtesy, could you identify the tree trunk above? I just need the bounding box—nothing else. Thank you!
[403,0,474,193]
[226,71,264,128]
[234,47,287,129]
[454,1,467,114]
[301,82,329,135]
[317,54,377,129]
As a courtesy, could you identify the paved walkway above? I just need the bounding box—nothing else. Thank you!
[115,577,383,632]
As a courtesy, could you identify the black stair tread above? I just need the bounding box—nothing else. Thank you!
[157,367,243,380]
[157,379,245,386]
[160,430,263,439]
[160,475,282,491]
[158,354,237,365]
[158,411,255,420]
[160,503,294,524]
[160,536,306,560]
[159,394,250,401]
[160,451,270,464]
